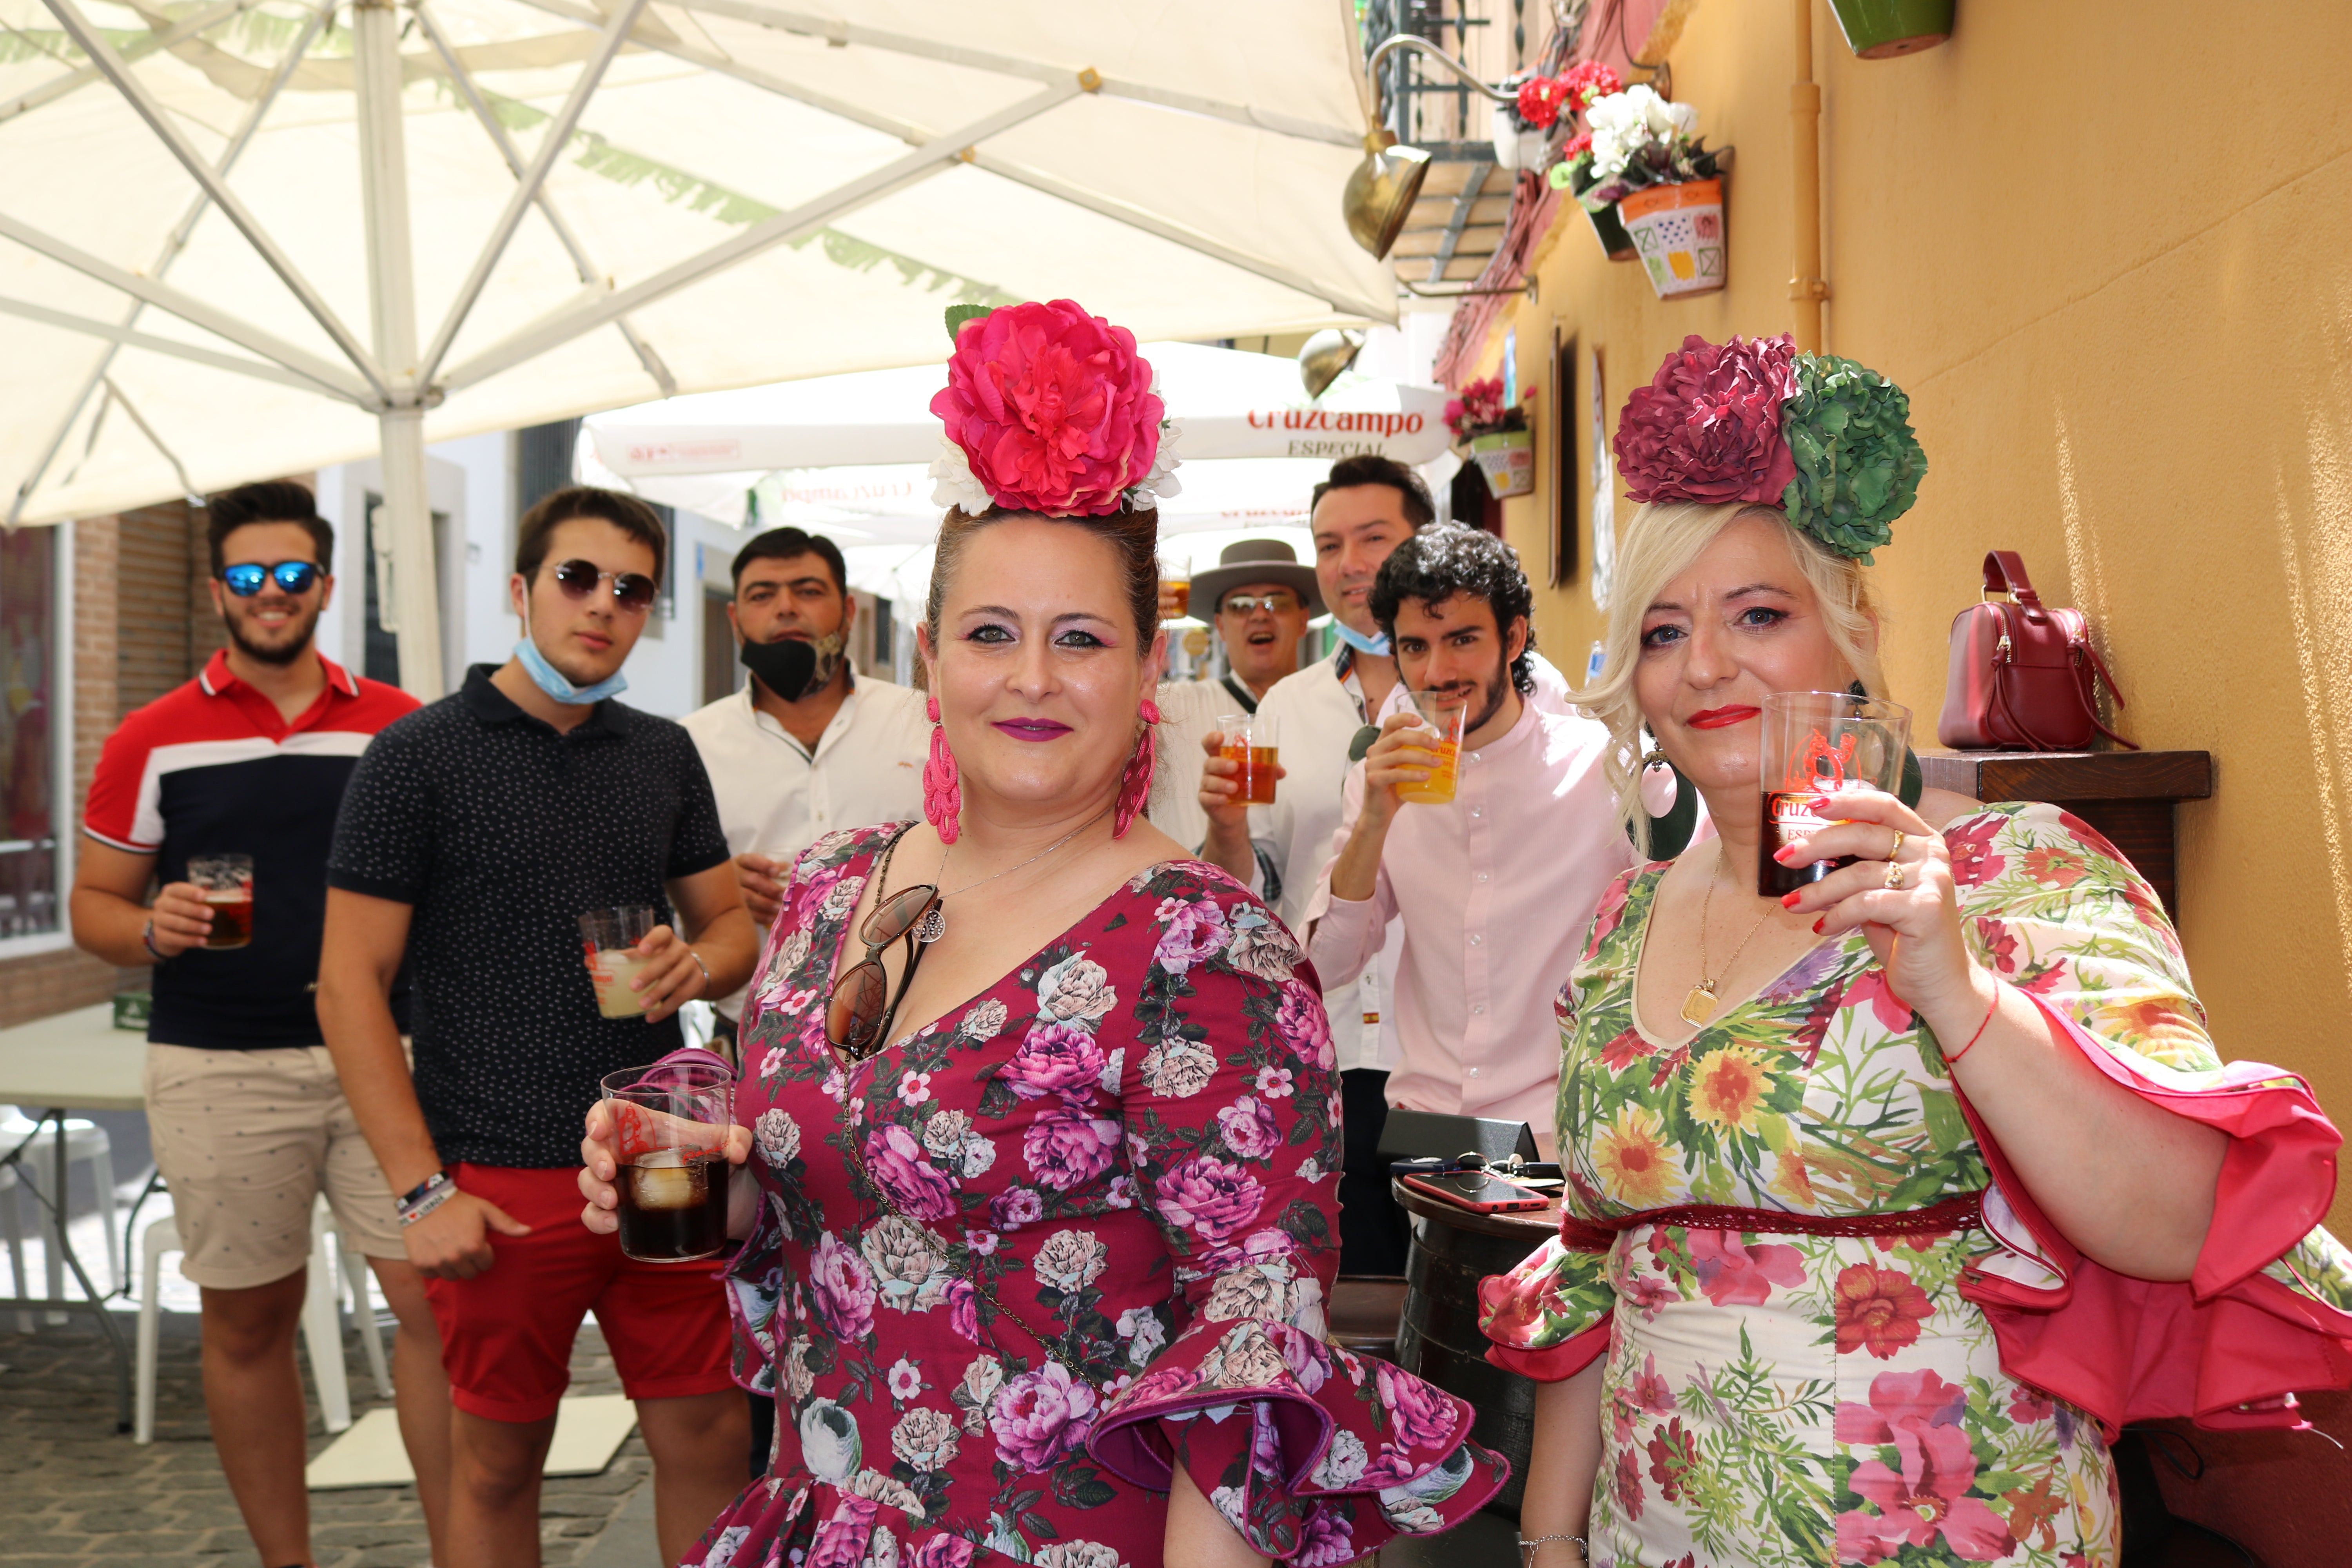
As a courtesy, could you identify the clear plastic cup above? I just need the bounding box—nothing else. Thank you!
[600,1058,734,1262]
[1216,711,1279,804]
[579,905,659,1019]
[187,855,254,949]
[1394,692,1467,805]
[1757,690,1912,897]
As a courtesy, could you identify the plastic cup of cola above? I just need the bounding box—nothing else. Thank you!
[599,1058,734,1262]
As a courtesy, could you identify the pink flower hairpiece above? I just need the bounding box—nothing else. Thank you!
[1612,333,1800,508]
[928,300,1182,518]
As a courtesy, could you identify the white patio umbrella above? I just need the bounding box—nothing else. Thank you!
[0,0,1394,696]
[577,339,1450,526]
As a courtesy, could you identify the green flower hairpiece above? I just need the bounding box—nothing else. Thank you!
[1777,353,1927,564]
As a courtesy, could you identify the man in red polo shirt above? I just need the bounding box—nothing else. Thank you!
[69,482,446,1568]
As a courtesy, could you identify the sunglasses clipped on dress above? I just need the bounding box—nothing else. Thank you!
[220,561,321,596]
[550,557,659,611]
[824,830,940,1063]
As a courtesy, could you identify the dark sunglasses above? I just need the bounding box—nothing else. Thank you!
[552,558,658,610]
[1219,590,1302,615]
[825,882,942,1063]
[220,561,321,596]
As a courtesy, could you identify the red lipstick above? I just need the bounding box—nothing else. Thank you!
[1686,704,1760,730]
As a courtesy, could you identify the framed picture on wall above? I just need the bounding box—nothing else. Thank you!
[1551,327,1577,588]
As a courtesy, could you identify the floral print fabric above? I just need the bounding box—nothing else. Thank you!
[691,825,1503,1568]
[1479,803,2352,1568]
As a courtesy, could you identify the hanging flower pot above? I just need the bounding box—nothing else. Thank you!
[1619,176,1726,300]
[1827,0,1954,58]
[1489,106,1546,172]
[1470,428,1535,499]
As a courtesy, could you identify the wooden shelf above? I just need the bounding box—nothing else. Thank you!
[1918,749,2213,918]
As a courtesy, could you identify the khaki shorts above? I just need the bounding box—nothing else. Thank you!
[143,1044,406,1290]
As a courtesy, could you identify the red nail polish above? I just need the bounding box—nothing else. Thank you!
[1780,891,1801,909]
[1812,918,1825,934]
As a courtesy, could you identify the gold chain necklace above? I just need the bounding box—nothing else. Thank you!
[1681,847,1778,1027]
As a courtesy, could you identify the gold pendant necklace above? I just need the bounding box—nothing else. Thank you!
[1682,848,1777,1027]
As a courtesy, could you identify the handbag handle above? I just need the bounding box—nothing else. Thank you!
[1980,550,2042,605]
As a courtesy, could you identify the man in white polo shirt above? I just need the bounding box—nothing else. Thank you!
[681,527,929,1036]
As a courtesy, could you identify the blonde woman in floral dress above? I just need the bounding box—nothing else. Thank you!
[581,303,1502,1568]
[1480,336,2352,1568]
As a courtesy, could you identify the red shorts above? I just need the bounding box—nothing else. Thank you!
[424,1163,735,1423]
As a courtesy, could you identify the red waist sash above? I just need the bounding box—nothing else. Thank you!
[1556,1190,1985,1253]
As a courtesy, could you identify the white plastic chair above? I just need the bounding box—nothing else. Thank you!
[134,1193,391,1443]
[0,1105,121,1319]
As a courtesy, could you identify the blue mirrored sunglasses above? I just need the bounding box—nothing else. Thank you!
[221,561,321,596]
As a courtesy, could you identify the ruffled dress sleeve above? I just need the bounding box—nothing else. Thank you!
[1085,869,1508,1563]
[1943,804,2352,1434]
[1476,868,1646,1381]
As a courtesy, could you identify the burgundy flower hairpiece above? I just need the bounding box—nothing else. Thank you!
[928,299,1180,518]
[1613,333,1800,508]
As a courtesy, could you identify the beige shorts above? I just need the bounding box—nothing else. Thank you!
[143,1044,406,1290]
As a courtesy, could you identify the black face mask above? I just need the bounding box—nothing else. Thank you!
[739,633,842,701]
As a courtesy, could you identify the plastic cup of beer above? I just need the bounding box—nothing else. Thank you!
[600,1058,734,1262]
[187,855,254,949]
[1394,692,1467,805]
[1216,712,1279,804]
[580,905,660,1019]
[1757,690,1912,898]
[1161,554,1191,621]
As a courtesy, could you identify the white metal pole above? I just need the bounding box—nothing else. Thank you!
[352,0,443,698]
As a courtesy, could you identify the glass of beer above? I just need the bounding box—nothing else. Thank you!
[1216,712,1279,804]
[1758,690,1912,897]
[601,1058,734,1262]
[1394,692,1467,805]
[1161,554,1191,621]
[188,855,254,949]
[580,905,660,1019]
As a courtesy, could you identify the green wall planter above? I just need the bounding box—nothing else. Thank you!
[1586,202,1637,261]
[1828,0,1953,58]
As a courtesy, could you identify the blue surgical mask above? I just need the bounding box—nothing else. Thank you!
[514,626,628,706]
[1329,619,1392,657]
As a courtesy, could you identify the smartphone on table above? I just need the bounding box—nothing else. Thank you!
[1397,1168,1550,1214]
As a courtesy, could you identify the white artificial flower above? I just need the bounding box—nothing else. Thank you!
[929,434,994,516]
[1128,417,1185,508]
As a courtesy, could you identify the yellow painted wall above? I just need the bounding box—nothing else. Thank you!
[1469,0,2352,1234]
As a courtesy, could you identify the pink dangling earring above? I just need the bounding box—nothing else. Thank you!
[923,693,963,844]
[1112,697,1161,839]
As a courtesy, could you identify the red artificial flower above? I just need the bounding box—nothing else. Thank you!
[1613,334,1801,506]
[1561,59,1624,111]
[1833,1262,1935,1359]
[1560,131,1593,162]
[1517,75,1570,129]
[930,299,1163,517]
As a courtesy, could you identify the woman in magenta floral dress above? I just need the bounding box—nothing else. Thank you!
[1477,338,2352,1568]
[581,303,1502,1568]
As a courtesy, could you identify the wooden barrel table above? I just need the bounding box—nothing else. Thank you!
[1391,1179,1559,1518]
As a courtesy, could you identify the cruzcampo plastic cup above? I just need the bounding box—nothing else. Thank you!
[580,905,659,1019]
[601,1057,734,1262]
[1757,690,1911,897]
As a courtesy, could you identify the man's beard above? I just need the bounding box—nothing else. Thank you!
[1463,661,1512,735]
[223,603,319,666]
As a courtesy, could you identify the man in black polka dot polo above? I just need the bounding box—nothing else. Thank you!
[319,487,760,1568]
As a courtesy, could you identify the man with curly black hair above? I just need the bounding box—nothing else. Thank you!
[1303,525,1633,1158]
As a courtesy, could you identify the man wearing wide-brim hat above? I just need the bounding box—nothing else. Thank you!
[1148,539,1322,854]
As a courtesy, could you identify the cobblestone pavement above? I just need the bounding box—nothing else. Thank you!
[0,1313,654,1568]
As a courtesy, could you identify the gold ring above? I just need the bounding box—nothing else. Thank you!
[1885,860,1906,890]
[1888,828,1906,862]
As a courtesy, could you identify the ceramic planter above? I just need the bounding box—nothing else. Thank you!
[1827,0,1954,58]
[1619,176,1725,299]
[1470,428,1535,499]
[1488,106,1547,172]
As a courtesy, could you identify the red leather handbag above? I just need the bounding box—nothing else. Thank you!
[1938,551,2136,751]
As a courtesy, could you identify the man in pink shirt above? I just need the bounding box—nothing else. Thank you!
[1305,526,1634,1153]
